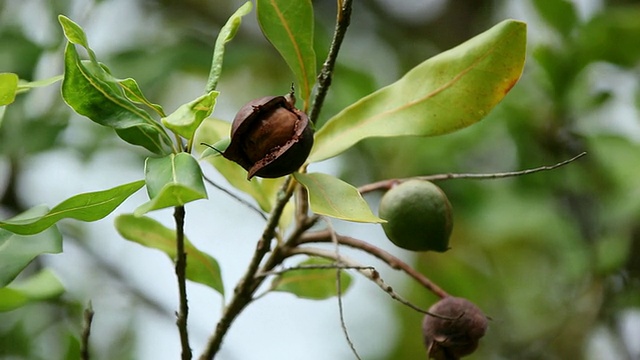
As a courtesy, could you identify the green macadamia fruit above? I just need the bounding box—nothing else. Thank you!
[378,180,453,252]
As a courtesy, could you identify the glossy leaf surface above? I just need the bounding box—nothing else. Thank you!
[135,153,207,215]
[162,91,218,140]
[118,78,166,116]
[115,214,224,294]
[310,20,527,162]
[293,172,384,223]
[271,257,352,300]
[257,0,316,108]
[59,15,91,48]
[59,16,172,155]
[0,181,145,235]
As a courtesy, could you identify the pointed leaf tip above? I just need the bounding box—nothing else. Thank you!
[294,172,384,223]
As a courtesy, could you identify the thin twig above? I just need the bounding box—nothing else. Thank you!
[308,0,353,124]
[80,302,94,360]
[203,174,268,221]
[258,264,376,277]
[358,152,587,194]
[174,205,192,360]
[323,217,362,360]
[298,230,449,299]
[336,266,362,360]
[286,247,450,318]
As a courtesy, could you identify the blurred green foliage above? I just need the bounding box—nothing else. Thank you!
[1,0,639,359]
[357,1,640,359]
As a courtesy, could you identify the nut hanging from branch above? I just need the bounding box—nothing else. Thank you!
[223,89,314,179]
[422,296,489,360]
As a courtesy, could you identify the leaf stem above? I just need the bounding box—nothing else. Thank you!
[308,0,353,124]
[174,205,192,360]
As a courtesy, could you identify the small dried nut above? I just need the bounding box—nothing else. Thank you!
[223,91,314,179]
[422,297,488,360]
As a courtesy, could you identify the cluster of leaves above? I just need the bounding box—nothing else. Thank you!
[1,0,529,358]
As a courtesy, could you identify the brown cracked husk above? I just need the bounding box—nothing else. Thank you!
[223,92,314,179]
[422,296,488,360]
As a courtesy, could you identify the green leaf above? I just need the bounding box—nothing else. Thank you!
[257,0,316,108]
[532,0,578,37]
[0,218,62,287]
[135,153,207,215]
[59,15,172,155]
[162,91,219,140]
[206,1,253,93]
[310,19,527,162]
[293,172,384,223]
[118,78,166,116]
[0,73,19,106]
[195,118,282,212]
[115,214,224,294]
[271,257,352,300]
[58,15,90,48]
[0,181,145,235]
[0,269,64,312]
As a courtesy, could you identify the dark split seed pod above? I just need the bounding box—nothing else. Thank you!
[422,297,489,360]
[222,90,314,179]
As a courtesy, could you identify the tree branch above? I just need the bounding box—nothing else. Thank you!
[298,230,449,299]
[308,0,353,124]
[80,302,94,360]
[174,205,192,360]
[358,152,587,194]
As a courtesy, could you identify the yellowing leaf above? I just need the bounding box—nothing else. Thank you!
[294,172,384,223]
[310,20,527,162]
